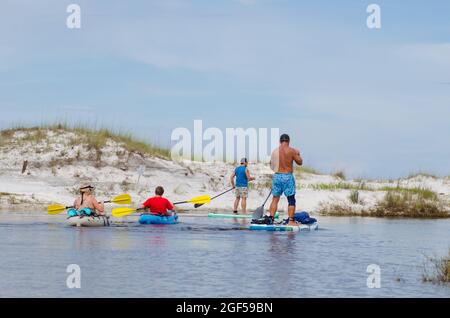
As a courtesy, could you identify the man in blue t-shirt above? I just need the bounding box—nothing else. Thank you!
[230,158,255,214]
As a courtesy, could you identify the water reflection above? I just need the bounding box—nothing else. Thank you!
[265,233,299,294]
[0,214,449,297]
[147,235,165,247]
[231,218,249,227]
[111,228,133,250]
[45,223,72,249]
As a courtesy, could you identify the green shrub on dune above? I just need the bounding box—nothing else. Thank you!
[318,190,449,218]
[372,191,447,218]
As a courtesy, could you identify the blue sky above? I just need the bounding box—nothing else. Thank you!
[0,0,449,178]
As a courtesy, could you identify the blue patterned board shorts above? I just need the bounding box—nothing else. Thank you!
[272,173,296,197]
[68,208,93,217]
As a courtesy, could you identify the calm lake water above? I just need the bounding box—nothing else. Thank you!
[0,212,449,298]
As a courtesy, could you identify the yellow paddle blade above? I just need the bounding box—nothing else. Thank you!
[111,194,132,205]
[47,204,66,215]
[112,207,138,217]
[187,195,211,205]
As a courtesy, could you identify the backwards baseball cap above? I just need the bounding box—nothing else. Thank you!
[240,158,248,164]
[280,134,290,142]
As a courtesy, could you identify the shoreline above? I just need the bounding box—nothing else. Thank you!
[1,127,449,218]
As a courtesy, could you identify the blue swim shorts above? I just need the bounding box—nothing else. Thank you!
[272,173,296,197]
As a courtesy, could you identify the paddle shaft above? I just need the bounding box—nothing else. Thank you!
[173,201,189,205]
[251,190,272,219]
[261,191,272,207]
[211,187,235,200]
[122,196,205,215]
[194,187,235,208]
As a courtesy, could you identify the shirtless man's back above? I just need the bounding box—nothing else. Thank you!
[272,143,302,174]
[269,134,302,226]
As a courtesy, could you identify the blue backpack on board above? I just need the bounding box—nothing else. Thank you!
[293,211,317,224]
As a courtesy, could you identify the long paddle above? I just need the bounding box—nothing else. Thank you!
[194,187,235,208]
[252,191,272,219]
[173,194,211,206]
[112,207,146,217]
[47,194,132,215]
[112,194,212,217]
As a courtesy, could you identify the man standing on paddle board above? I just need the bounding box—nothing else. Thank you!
[230,158,255,214]
[269,134,303,226]
[69,185,105,217]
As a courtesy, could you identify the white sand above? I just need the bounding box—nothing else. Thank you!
[1,129,449,216]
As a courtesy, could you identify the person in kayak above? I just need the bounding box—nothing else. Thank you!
[68,185,105,217]
[230,157,255,214]
[142,186,174,216]
[269,134,303,226]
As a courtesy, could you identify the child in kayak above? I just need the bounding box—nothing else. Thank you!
[68,185,105,217]
[142,186,174,216]
[230,158,255,214]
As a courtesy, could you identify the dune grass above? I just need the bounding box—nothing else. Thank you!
[1,126,48,144]
[407,172,439,179]
[310,182,371,191]
[333,170,346,180]
[0,192,14,197]
[316,202,363,217]
[378,186,438,200]
[295,166,348,180]
[371,191,447,218]
[423,250,450,284]
[295,166,323,175]
[0,123,170,159]
[0,192,24,205]
[348,190,360,204]
[318,190,448,218]
[252,174,273,194]
[310,182,438,197]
